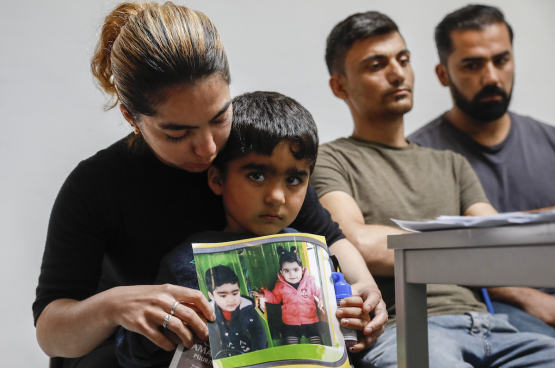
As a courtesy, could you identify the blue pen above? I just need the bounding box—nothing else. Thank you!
[481,288,495,314]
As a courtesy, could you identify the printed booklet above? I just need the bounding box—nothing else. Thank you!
[169,233,351,368]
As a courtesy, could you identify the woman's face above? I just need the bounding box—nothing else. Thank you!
[122,75,232,172]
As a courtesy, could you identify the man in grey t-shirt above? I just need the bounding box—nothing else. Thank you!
[409,5,555,336]
[312,9,555,368]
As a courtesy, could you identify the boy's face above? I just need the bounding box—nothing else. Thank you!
[280,261,303,284]
[208,140,311,236]
[208,282,242,313]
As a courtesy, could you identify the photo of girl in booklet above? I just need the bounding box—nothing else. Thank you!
[193,234,350,368]
[252,246,326,346]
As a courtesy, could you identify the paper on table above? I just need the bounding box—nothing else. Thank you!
[391,208,555,232]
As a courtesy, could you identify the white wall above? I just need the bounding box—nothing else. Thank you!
[1,0,553,366]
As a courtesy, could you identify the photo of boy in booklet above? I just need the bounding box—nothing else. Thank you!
[115,91,373,368]
[204,265,267,358]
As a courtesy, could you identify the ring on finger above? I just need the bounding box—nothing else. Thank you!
[163,313,172,328]
[376,307,388,316]
[171,301,181,316]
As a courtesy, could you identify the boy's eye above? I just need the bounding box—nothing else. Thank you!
[248,172,265,182]
[286,176,302,186]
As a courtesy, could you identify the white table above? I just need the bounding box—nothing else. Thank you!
[388,222,555,368]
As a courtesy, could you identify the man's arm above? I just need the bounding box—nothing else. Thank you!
[463,202,498,216]
[487,287,555,327]
[320,190,408,276]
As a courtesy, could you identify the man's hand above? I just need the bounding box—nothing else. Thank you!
[488,287,555,328]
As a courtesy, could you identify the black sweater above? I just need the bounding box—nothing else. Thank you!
[33,137,344,325]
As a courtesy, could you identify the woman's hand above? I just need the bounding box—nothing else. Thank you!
[109,284,215,351]
[336,283,387,353]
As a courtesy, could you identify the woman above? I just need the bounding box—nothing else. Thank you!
[33,3,387,367]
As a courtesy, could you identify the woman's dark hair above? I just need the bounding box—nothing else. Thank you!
[91,2,230,145]
[205,265,239,293]
[277,246,303,269]
[326,11,399,76]
[435,5,513,65]
[212,91,319,174]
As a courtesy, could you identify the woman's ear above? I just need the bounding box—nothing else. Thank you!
[120,104,138,129]
[208,166,224,195]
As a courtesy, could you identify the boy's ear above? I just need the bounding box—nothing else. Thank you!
[207,292,214,301]
[207,166,224,195]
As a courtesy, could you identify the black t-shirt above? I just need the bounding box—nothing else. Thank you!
[409,112,555,213]
[33,137,344,325]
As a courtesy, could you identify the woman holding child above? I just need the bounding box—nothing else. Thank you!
[33,2,387,367]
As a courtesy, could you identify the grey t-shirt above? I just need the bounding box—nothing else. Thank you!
[409,112,555,296]
[310,138,490,327]
[409,112,555,213]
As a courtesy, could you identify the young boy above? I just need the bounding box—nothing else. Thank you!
[116,91,383,367]
[204,265,266,358]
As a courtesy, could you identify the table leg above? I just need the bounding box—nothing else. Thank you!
[395,249,429,368]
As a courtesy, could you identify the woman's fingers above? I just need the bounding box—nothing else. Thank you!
[170,285,215,322]
[337,307,370,330]
[338,296,364,308]
[141,324,176,352]
[336,296,370,331]
[347,337,369,353]
[364,309,389,335]
[361,292,381,314]
[164,311,197,348]
[114,284,216,351]
[162,328,183,346]
[171,304,210,342]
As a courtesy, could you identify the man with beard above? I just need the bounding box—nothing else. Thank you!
[409,5,555,337]
[311,10,555,367]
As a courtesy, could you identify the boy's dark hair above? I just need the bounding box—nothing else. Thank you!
[435,4,513,65]
[212,91,319,174]
[205,265,239,293]
[326,12,399,76]
[277,246,303,269]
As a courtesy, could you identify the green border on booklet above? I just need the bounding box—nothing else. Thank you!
[212,344,345,368]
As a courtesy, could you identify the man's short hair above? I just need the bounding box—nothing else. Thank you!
[435,4,514,65]
[212,91,319,174]
[205,265,239,293]
[325,12,399,76]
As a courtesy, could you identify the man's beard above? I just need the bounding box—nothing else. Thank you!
[450,81,512,124]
